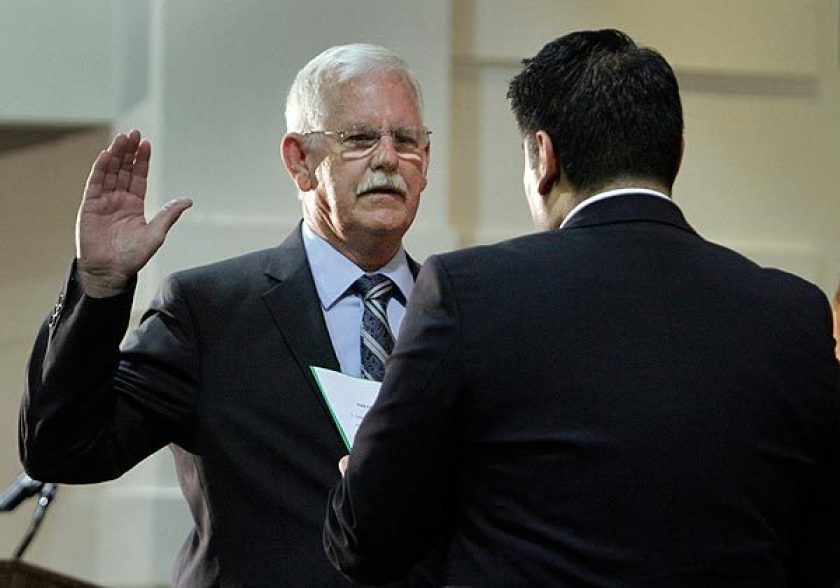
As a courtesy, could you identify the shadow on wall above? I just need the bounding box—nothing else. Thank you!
[0,124,112,568]
[0,125,98,155]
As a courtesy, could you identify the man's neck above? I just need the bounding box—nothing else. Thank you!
[579,179,672,200]
[547,179,672,229]
[304,221,402,272]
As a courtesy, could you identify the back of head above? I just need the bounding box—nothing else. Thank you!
[507,29,683,194]
[285,43,423,133]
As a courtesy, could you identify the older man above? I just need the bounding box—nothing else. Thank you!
[325,30,840,587]
[20,44,433,587]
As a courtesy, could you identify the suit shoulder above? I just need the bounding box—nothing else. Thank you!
[165,247,276,286]
[153,246,285,306]
[430,232,558,270]
[760,266,829,315]
[704,240,827,299]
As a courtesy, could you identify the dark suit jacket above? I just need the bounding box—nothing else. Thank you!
[20,225,431,587]
[325,194,840,587]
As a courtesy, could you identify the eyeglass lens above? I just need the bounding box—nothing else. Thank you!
[336,126,430,159]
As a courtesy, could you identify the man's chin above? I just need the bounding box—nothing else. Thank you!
[356,212,414,238]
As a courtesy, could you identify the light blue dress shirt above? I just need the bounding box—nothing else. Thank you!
[301,222,414,377]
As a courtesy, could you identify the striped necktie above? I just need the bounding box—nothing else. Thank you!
[353,274,395,381]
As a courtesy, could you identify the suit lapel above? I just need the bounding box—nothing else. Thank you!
[407,253,422,278]
[260,225,420,431]
[261,225,341,424]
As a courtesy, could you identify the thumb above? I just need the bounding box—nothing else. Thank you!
[148,197,193,241]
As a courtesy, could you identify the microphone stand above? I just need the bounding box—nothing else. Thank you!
[12,483,58,559]
[0,473,59,560]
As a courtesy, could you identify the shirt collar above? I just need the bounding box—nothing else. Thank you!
[560,188,675,229]
[301,222,413,310]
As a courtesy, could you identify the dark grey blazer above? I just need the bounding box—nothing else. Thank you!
[21,225,430,587]
[326,194,840,587]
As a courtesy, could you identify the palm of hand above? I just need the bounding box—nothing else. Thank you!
[75,130,191,296]
[79,183,158,276]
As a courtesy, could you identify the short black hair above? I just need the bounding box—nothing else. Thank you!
[507,29,683,193]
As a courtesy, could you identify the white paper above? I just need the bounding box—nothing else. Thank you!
[310,366,380,450]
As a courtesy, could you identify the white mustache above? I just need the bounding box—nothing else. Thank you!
[356,170,407,196]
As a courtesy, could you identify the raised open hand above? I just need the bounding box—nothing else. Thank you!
[75,130,192,297]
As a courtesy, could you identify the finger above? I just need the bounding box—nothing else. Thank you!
[127,139,152,197]
[148,198,193,242]
[103,133,128,192]
[115,131,141,192]
[83,150,112,200]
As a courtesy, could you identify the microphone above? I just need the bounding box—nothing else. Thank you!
[0,473,45,512]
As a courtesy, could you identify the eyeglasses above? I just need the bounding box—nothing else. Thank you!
[304,125,431,159]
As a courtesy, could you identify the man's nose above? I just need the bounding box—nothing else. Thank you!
[370,133,399,171]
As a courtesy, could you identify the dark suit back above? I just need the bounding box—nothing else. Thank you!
[328,194,840,587]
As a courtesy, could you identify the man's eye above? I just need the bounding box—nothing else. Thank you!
[394,131,418,146]
[344,132,378,145]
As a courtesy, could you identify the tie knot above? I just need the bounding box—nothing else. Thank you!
[353,274,394,302]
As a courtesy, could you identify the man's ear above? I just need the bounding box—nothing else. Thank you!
[674,136,685,180]
[413,141,429,194]
[281,133,317,192]
[420,142,430,177]
[534,130,559,196]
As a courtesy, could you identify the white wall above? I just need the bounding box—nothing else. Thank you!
[2,0,839,586]
[0,1,113,124]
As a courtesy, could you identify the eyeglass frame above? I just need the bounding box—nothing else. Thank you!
[301,125,432,160]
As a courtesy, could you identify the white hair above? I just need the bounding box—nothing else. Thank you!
[284,43,423,133]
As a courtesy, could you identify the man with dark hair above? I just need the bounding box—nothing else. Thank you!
[20,44,436,587]
[510,29,683,197]
[324,29,840,586]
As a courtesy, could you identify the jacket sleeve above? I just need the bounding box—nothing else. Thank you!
[787,287,840,588]
[324,254,462,584]
[19,263,200,483]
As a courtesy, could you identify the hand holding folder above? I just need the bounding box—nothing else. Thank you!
[310,366,380,450]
